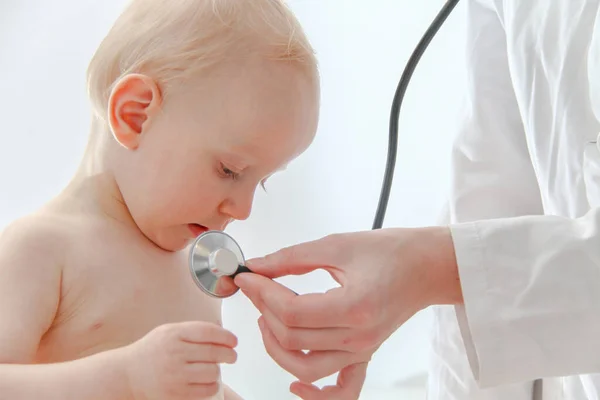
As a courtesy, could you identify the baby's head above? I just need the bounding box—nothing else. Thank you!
[86,0,319,251]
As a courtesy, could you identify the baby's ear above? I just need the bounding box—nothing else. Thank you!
[107,73,162,150]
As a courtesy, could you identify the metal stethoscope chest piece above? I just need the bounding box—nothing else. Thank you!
[188,230,251,298]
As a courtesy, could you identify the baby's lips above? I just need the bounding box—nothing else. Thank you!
[188,223,208,237]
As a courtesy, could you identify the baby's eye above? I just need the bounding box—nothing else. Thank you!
[220,163,240,180]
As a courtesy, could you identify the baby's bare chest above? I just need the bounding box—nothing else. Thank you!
[36,236,221,363]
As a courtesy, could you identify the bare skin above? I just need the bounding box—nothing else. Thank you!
[0,55,319,400]
[0,208,233,400]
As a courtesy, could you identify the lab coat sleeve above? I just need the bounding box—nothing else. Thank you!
[452,209,600,387]
[428,0,546,397]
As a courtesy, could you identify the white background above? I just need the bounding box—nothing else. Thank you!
[0,0,467,398]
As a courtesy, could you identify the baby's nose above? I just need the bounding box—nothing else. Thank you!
[233,200,253,221]
[221,194,253,221]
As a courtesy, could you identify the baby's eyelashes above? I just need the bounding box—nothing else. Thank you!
[218,160,270,193]
[220,162,270,192]
[220,163,240,180]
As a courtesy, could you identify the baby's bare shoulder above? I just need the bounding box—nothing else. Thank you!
[0,212,72,361]
[0,211,72,296]
[0,211,72,260]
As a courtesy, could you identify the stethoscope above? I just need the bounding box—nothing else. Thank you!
[189,0,461,298]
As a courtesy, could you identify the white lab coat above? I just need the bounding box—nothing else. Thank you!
[428,0,600,399]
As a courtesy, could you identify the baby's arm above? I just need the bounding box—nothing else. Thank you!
[0,350,129,399]
[0,217,129,399]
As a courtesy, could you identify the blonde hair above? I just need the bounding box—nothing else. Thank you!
[86,0,317,128]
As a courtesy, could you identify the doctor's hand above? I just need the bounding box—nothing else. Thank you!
[234,227,461,398]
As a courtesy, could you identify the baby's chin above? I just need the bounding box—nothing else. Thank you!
[141,226,195,252]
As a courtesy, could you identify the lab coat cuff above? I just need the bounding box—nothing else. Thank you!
[451,220,550,388]
[448,222,486,384]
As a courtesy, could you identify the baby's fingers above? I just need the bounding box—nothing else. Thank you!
[182,382,221,399]
[185,343,238,364]
[184,362,221,384]
[176,321,238,348]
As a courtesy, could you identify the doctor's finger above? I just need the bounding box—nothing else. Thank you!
[261,304,352,351]
[241,273,350,328]
[246,236,339,278]
[263,286,351,328]
[236,272,292,311]
[290,362,368,400]
[258,317,356,383]
[214,276,238,297]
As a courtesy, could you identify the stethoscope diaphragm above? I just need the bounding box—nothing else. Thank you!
[188,230,251,298]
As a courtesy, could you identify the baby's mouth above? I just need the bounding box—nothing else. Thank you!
[188,223,209,237]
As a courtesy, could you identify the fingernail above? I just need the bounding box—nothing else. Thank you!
[246,257,263,267]
[234,273,249,288]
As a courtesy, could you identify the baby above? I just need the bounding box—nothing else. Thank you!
[0,0,319,399]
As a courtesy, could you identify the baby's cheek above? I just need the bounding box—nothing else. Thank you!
[175,190,214,216]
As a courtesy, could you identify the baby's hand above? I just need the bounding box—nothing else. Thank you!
[124,321,238,400]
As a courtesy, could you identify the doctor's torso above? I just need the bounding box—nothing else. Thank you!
[428,0,600,400]
[498,0,600,217]
[460,0,600,398]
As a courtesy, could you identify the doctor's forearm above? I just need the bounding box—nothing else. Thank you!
[417,226,464,307]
